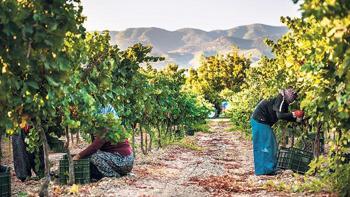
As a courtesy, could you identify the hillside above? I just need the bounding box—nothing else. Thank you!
[109,24,288,68]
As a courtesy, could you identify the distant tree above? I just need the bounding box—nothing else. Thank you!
[185,48,250,116]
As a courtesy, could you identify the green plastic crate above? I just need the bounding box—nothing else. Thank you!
[59,154,90,184]
[277,147,313,174]
[302,133,324,153]
[49,139,66,153]
[342,153,350,164]
[0,166,11,197]
[186,129,195,136]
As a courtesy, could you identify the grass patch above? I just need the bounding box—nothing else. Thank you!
[191,123,210,133]
[262,175,331,194]
[171,137,203,151]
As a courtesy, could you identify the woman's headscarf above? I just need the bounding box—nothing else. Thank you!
[280,88,297,104]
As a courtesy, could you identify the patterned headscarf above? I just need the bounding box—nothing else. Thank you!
[280,88,297,104]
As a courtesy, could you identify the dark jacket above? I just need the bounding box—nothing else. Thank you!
[252,94,295,126]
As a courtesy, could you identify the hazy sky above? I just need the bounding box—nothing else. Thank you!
[81,0,301,31]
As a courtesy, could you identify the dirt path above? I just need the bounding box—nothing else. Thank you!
[11,119,331,196]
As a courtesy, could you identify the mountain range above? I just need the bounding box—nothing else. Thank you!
[109,24,288,68]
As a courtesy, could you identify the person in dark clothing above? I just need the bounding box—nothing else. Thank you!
[250,88,304,175]
[12,114,65,181]
[73,105,134,180]
[12,114,45,181]
[12,131,45,181]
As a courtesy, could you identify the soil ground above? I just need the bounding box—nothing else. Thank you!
[4,119,334,196]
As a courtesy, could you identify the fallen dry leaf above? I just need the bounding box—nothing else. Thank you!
[69,184,79,194]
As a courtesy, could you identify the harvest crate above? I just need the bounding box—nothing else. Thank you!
[59,154,90,184]
[49,139,65,153]
[342,153,350,164]
[186,129,195,136]
[277,147,313,174]
[0,166,11,197]
[301,133,324,153]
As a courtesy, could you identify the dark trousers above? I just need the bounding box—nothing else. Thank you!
[12,131,45,181]
[90,162,104,180]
